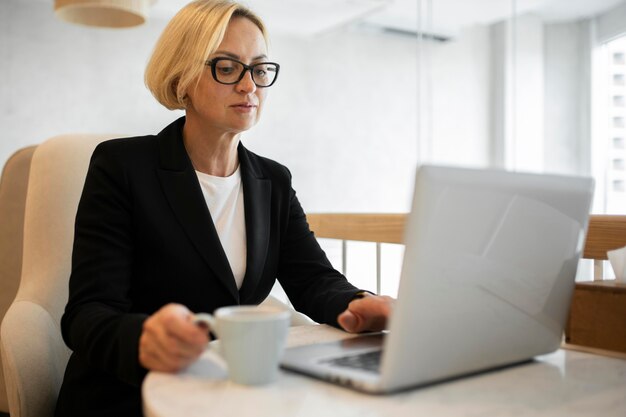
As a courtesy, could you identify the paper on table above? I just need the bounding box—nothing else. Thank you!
[607,245,626,283]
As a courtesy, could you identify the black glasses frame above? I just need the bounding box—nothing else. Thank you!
[205,57,280,88]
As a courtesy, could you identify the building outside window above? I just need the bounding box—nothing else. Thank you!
[596,35,626,214]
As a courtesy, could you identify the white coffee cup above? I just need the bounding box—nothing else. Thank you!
[193,305,290,385]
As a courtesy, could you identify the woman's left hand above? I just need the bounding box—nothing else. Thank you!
[337,294,395,333]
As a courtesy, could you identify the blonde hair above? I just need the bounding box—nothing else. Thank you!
[145,0,267,110]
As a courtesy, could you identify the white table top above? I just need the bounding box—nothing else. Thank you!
[142,325,626,417]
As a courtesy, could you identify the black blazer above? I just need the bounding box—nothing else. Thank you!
[55,117,360,417]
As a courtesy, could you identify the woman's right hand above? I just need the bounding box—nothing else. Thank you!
[139,303,210,372]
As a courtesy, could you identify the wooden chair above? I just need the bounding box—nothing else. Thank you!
[306,213,626,355]
[307,214,405,295]
[565,215,626,355]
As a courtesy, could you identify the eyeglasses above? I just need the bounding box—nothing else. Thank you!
[205,57,280,88]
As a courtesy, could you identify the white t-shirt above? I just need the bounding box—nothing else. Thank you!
[195,167,247,289]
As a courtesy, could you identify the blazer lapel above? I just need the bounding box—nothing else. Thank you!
[238,144,271,303]
[155,117,239,302]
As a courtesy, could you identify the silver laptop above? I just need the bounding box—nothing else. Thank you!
[281,164,594,393]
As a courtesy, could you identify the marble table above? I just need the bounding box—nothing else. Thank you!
[143,324,626,417]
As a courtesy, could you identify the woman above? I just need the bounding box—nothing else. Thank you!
[55,1,392,416]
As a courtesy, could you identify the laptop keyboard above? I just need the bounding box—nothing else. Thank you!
[319,350,382,373]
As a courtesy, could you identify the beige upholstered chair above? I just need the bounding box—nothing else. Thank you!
[0,146,37,414]
[1,134,114,417]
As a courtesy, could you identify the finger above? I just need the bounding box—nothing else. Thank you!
[352,296,394,317]
[142,325,204,370]
[338,310,361,333]
[162,311,210,346]
[341,297,392,332]
[140,333,189,372]
[165,332,206,359]
[166,314,209,347]
[156,325,206,360]
[143,316,205,362]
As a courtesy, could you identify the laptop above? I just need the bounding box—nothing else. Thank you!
[281,164,595,393]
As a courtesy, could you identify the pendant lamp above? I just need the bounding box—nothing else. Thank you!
[54,0,154,28]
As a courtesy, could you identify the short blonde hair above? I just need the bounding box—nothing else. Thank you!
[145,0,267,110]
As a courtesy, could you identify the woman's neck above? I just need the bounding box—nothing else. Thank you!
[182,118,240,177]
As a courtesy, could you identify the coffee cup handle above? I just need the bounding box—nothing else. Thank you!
[192,313,219,337]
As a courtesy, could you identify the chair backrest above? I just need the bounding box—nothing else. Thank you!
[0,146,37,413]
[307,213,626,260]
[565,215,626,354]
[306,213,405,244]
[581,215,626,261]
[0,134,116,417]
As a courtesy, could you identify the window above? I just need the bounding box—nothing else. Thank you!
[594,35,626,214]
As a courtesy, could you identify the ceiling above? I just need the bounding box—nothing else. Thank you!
[360,0,626,36]
[151,0,392,35]
[31,0,626,37]
[150,0,626,37]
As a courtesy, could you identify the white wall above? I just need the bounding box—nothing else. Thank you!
[3,2,611,204]
[0,0,181,165]
[542,1,626,182]
[0,0,532,215]
[429,25,491,168]
[596,0,626,43]
[512,15,545,172]
[244,27,418,213]
[543,21,592,176]
[490,14,545,172]
[0,1,422,215]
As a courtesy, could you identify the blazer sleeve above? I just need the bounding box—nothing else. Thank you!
[276,169,361,327]
[60,142,148,387]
